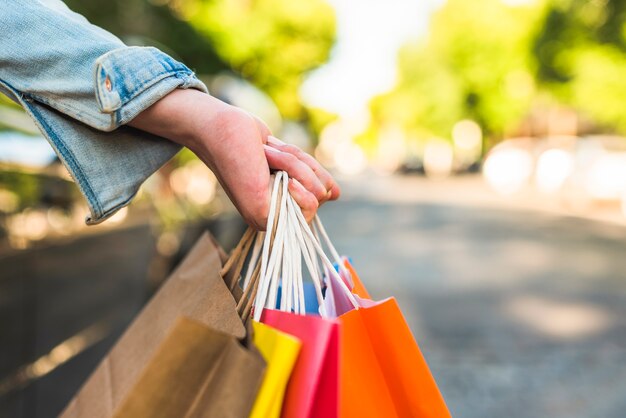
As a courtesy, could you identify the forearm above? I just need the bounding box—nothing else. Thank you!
[128,89,224,154]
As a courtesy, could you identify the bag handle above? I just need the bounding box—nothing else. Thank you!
[220,226,257,292]
[287,192,358,311]
[253,172,288,315]
[242,232,264,290]
[229,171,358,322]
[251,172,357,321]
[222,173,283,324]
[313,215,352,285]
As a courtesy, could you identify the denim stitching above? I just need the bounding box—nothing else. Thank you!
[86,189,139,225]
[111,70,192,106]
[26,91,107,129]
[98,48,192,105]
[95,62,119,112]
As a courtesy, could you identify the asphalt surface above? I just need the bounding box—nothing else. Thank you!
[319,174,626,418]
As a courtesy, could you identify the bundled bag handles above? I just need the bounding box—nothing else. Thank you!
[221,171,358,323]
[220,171,284,323]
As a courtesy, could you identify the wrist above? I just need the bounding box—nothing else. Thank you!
[127,88,230,151]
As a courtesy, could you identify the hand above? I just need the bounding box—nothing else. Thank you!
[264,135,341,202]
[128,89,340,229]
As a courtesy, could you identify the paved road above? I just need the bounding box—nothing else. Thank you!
[319,174,626,418]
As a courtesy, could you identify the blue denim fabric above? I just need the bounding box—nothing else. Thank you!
[0,0,208,224]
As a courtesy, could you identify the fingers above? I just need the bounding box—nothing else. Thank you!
[288,178,319,222]
[266,136,340,201]
[264,145,328,202]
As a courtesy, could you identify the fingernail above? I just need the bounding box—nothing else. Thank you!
[268,136,287,146]
[263,144,281,153]
[289,178,302,188]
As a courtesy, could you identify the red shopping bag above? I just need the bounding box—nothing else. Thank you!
[260,309,340,418]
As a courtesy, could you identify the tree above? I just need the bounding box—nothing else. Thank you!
[64,0,228,75]
[178,0,336,119]
[533,0,626,132]
[369,0,545,144]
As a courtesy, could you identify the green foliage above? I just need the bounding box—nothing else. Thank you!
[0,171,40,210]
[533,0,626,132]
[370,0,544,142]
[178,0,336,119]
[369,0,626,147]
[64,0,228,74]
[0,90,25,133]
[370,46,464,138]
[570,45,626,131]
[0,94,19,109]
[173,147,199,166]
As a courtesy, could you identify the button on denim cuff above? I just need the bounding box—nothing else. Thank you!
[94,46,208,131]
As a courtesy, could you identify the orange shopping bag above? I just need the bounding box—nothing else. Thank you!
[339,295,450,418]
[343,259,370,299]
[312,219,450,418]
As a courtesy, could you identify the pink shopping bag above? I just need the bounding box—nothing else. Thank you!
[260,309,340,418]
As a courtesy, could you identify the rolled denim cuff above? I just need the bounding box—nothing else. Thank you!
[93,46,208,131]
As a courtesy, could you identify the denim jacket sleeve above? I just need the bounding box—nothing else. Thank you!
[0,0,209,224]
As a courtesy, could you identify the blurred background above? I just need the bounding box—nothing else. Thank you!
[3,0,626,416]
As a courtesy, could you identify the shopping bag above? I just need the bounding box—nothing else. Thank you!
[311,219,450,417]
[333,295,449,418]
[237,170,448,418]
[327,263,450,417]
[261,309,340,418]
[339,296,450,418]
[61,233,262,418]
[343,258,371,299]
[222,172,340,418]
[218,219,307,418]
[249,321,301,418]
[113,317,265,418]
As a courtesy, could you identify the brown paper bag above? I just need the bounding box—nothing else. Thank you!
[112,317,265,418]
[61,233,259,418]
